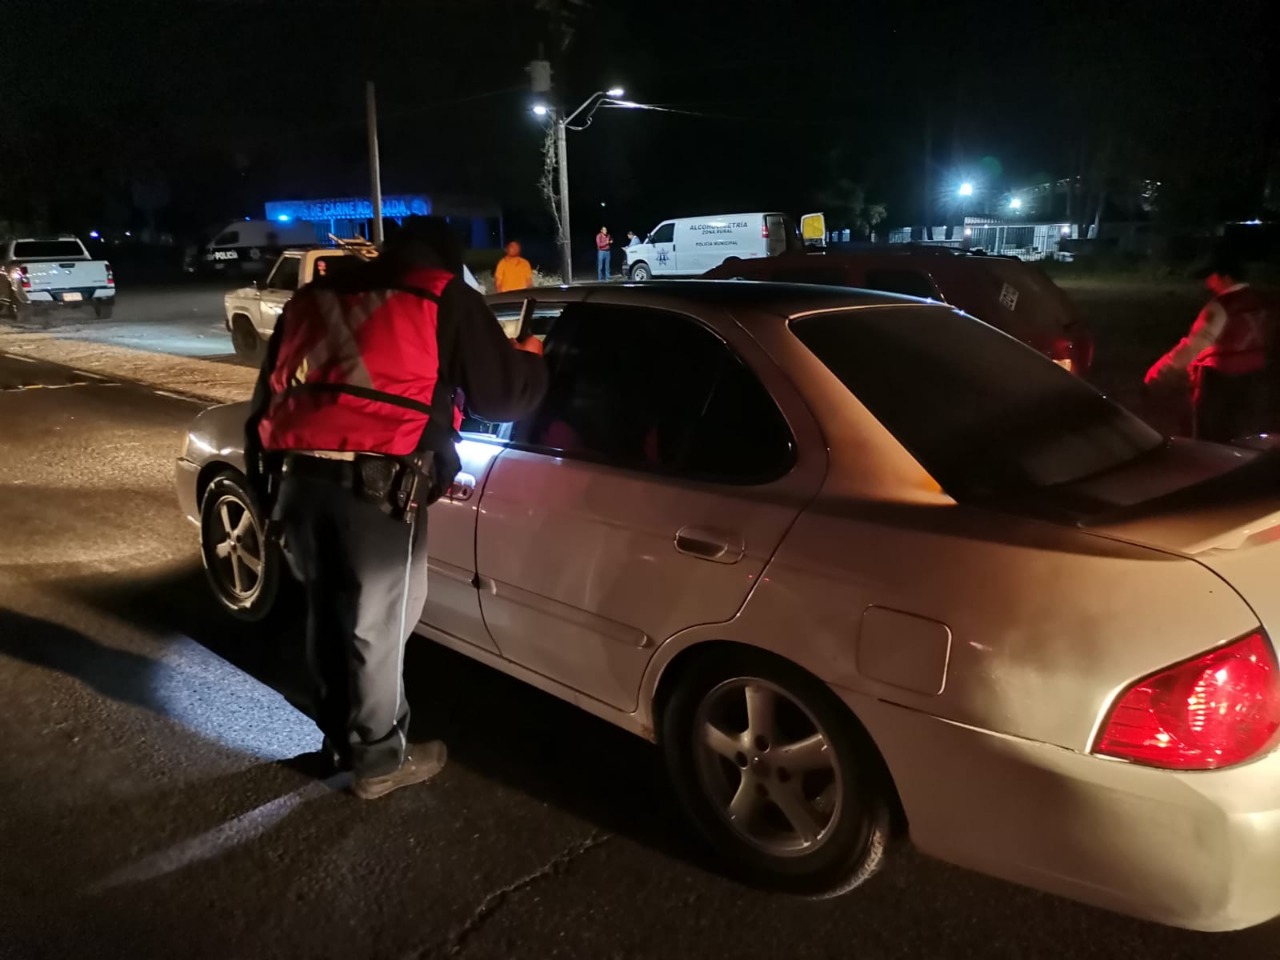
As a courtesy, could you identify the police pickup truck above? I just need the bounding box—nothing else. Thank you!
[224,244,483,357]
[1,236,115,322]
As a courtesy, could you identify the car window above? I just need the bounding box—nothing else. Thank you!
[791,306,1162,499]
[650,222,675,244]
[459,302,570,440]
[312,254,362,281]
[864,269,937,300]
[266,256,301,290]
[213,231,239,247]
[511,303,794,483]
[11,240,85,259]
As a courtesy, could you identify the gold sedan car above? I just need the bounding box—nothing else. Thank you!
[177,283,1280,931]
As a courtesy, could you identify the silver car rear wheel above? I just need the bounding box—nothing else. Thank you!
[693,677,843,858]
[663,648,892,897]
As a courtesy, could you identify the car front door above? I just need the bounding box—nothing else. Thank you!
[417,298,568,654]
[648,222,677,275]
[257,254,302,336]
[473,301,814,711]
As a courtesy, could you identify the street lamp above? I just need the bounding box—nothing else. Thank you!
[958,182,975,198]
[1009,197,1023,211]
[534,86,629,283]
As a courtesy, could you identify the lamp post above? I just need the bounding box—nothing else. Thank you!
[535,87,626,283]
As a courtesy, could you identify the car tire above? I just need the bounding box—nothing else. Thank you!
[662,647,892,898]
[230,315,264,361]
[92,298,114,319]
[199,471,280,622]
[630,261,652,281]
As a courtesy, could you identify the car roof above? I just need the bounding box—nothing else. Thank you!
[492,280,936,318]
[713,249,1026,270]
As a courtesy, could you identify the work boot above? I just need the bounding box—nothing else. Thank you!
[352,741,448,800]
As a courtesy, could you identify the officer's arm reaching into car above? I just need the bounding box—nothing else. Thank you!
[242,216,546,800]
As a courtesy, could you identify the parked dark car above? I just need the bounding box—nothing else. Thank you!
[703,247,1094,377]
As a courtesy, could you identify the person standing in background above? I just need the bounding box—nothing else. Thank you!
[494,240,533,293]
[595,226,612,281]
[1145,255,1275,442]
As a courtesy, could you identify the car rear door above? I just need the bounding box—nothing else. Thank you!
[472,301,816,711]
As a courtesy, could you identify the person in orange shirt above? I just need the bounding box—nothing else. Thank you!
[493,240,534,293]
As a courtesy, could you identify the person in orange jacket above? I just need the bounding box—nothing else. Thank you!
[493,240,534,293]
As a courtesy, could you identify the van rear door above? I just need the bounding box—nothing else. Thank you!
[764,215,789,256]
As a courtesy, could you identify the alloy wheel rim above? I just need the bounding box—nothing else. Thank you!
[206,494,264,601]
[692,677,843,858]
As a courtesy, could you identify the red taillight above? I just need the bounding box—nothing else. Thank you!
[106,262,115,287]
[1094,632,1280,770]
[19,265,30,291]
[761,223,769,239]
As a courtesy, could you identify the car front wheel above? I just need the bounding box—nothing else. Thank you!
[663,647,892,897]
[199,471,280,622]
[629,261,651,281]
[230,315,264,360]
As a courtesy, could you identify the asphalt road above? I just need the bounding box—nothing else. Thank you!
[2,350,1279,959]
[14,282,241,361]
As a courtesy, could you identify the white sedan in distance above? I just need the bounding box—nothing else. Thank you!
[174,281,1280,932]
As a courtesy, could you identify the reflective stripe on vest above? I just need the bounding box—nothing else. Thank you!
[1196,285,1272,378]
[258,268,456,457]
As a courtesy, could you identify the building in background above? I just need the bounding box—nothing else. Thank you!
[887,220,1077,261]
[262,194,504,249]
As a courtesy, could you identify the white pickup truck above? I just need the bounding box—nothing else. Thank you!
[1,236,115,321]
[223,247,363,357]
[225,245,485,357]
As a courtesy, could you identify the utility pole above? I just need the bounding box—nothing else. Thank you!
[365,80,384,244]
[556,118,572,282]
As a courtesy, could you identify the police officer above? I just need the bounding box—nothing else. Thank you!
[1145,255,1275,443]
[246,217,546,799]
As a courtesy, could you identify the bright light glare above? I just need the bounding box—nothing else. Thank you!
[89,230,100,239]
[958,182,975,198]
[606,86,625,98]
[532,103,549,116]
[276,214,291,223]
[1009,197,1023,210]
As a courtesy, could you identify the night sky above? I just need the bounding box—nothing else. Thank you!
[2,0,1276,247]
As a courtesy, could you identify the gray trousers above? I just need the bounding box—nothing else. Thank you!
[275,473,430,778]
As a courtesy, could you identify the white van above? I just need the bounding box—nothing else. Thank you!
[188,219,318,276]
[623,212,819,280]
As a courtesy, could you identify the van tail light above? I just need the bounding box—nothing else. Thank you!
[19,265,30,291]
[106,263,115,287]
[1094,631,1280,770]
[761,223,770,239]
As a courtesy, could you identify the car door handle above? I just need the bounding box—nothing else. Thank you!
[675,526,744,564]
[446,473,476,501]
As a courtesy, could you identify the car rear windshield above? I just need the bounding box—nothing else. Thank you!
[791,306,1163,499]
[11,240,85,259]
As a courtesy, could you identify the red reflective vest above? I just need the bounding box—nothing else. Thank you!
[1193,285,1273,379]
[257,267,462,457]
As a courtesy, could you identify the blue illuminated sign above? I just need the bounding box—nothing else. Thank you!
[264,195,432,224]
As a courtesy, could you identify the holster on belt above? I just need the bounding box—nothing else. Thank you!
[281,451,434,524]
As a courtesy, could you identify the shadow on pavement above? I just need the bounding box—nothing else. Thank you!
[0,607,160,713]
[60,562,706,873]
